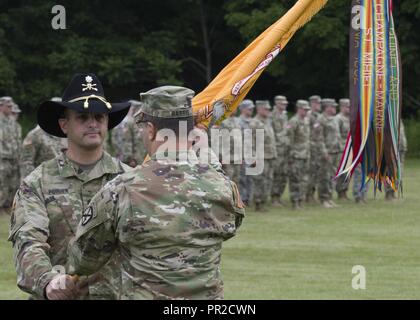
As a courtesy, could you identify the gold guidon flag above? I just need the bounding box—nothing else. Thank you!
[192,0,328,129]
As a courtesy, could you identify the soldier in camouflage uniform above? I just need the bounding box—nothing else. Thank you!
[8,73,131,300]
[287,100,311,210]
[318,99,341,208]
[271,95,289,207]
[352,164,368,204]
[250,100,277,212]
[306,95,325,204]
[21,125,68,179]
[237,100,255,206]
[0,97,20,212]
[335,98,351,200]
[11,102,22,204]
[68,86,245,300]
[111,100,147,167]
[385,120,408,200]
[20,99,67,179]
[219,113,242,185]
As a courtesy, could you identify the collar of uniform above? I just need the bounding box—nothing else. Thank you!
[256,114,267,123]
[150,149,198,164]
[57,151,121,179]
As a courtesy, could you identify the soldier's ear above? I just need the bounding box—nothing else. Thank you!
[146,122,157,141]
[58,118,68,135]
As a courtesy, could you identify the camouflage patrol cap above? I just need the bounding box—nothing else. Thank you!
[255,100,271,109]
[0,96,13,105]
[137,86,194,119]
[239,99,255,110]
[308,95,321,103]
[339,98,350,107]
[321,98,338,109]
[11,103,21,113]
[274,95,289,104]
[296,99,310,110]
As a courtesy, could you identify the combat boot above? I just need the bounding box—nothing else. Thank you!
[338,191,350,201]
[306,193,316,204]
[271,196,283,208]
[328,200,338,208]
[385,191,396,201]
[298,201,305,209]
[322,200,333,208]
[292,202,301,210]
[255,202,265,212]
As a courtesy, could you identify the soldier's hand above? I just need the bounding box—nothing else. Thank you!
[45,274,78,300]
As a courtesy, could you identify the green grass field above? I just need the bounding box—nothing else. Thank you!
[1,159,420,300]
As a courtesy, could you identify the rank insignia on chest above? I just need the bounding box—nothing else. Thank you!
[81,206,94,226]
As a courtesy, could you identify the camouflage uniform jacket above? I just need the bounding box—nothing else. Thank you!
[271,109,289,152]
[219,117,242,164]
[8,151,131,299]
[335,113,350,150]
[68,149,245,300]
[0,114,17,160]
[20,125,68,179]
[249,115,277,160]
[307,110,327,158]
[112,116,147,166]
[319,113,341,154]
[287,115,310,160]
[13,120,22,160]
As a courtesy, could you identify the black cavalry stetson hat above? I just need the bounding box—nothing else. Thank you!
[37,73,131,137]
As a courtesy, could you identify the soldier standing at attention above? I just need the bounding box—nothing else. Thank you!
[306,95,325,204]
[20,98,68,179]
[335,98,351,200]
[8,73,131,300]
[271,95,289,207]
[250,100,277,212]
[219,113,242,185]
[237,100,255,207]
[318,98,341,208]
[287,100,311,210]
[0,97,19,213]
[10,102,23,204]
[68,86,245,300]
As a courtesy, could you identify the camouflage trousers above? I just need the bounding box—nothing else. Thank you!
[252,159,274,205]
[222,164,241,186]
[336,174,350,193]
[0,158,19,208]
[306,149,320,198]
[239,163,253,204]
[352,164,369,201]
[318,153,341,201]
[288,158,310,204]
[271,152,288,199]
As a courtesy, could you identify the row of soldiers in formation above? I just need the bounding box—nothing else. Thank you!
[217,95,408,211]
[0,94,407,214]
